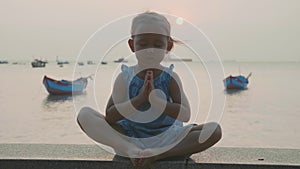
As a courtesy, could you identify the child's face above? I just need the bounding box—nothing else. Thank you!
[131,33,170,68]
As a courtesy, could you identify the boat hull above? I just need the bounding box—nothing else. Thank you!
[43,76,88,95]
[224,75,248,90]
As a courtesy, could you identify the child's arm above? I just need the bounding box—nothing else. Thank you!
[149,72,191,122]
[105,73,150,124]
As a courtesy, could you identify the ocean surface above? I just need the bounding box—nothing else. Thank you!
[0,61,299,149]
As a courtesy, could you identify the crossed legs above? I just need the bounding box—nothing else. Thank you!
[77,107,222,166]
[77,107,143,158]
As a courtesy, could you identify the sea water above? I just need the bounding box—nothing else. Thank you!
[0,61,299,148]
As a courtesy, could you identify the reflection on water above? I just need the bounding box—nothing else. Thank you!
[42,92,87,112]
[224,89,246,95]
[223,88,250,114]
[44,92,87,103]
[45,95,73,102]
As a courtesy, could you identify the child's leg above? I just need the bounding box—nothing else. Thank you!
[139,122,221,165]
[77,107,143,158]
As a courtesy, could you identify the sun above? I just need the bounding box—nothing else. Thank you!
[176,17,184,25]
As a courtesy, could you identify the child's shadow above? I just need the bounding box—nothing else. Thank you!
[113,154,196,168]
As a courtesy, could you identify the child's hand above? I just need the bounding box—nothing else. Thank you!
[146,70,155,92]
[137,70,154,103]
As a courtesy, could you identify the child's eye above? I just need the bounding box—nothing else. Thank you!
[137,41,147,47]
[139,43,147,46]
[154,43,164,48]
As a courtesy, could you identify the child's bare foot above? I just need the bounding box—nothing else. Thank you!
[126,147,143,158]
[126,148,144,166]
[134,156,156,167]
[128,149,154,166]
[133,149,157,167]
[130,158,140,167]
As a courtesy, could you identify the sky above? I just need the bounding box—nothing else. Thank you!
[1,0,300,62]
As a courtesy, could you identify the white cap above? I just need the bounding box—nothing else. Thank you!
[131,12,171,37]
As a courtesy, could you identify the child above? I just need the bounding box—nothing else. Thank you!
[77,11,222,167]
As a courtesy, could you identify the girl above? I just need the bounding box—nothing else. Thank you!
[77,12,222,167]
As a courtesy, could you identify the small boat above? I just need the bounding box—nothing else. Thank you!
[12,62,26,65]
[87,61,96,65]
[43,76,90,95]
[169,58,193,62]
[101,61,108,65]
[114,58,128,63]
[57,61,69,65]
[32,59,47,68]
[78,62,84,66]
[0,61,9,64]
[224,72,252,90]
[56,56,69,65]
[60,61,69,64]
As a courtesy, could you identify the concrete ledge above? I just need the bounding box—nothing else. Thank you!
[1,159,299,169]
[0,144,299,169]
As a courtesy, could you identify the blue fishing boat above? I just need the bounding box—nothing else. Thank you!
[43,76,89,95]
[223,73,252,90]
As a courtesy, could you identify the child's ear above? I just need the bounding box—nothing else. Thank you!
[167,41,174,52]
[128,39,135,52]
